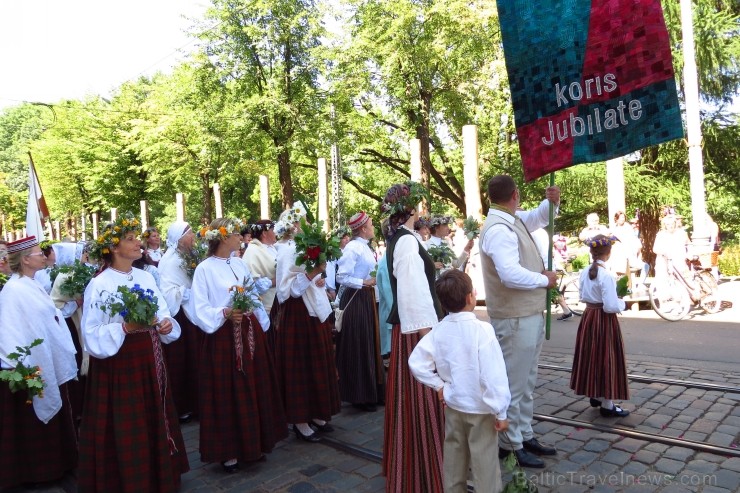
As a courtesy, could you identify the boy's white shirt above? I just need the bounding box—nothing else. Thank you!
[408,311,511,419]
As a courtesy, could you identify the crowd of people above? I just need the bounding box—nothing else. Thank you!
[0,176,654,493]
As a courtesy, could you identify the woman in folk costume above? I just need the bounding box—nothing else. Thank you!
[143,226,164,267]
[34,240,63,294]
[570,234,631,418]
[381,182,445,493]
[335,211,383,412]
[50,240,93,424]
[0,236,79,489]
[243,219,279,313]
[274,202,307,253]
[78,213,188,493]
[158,221,203,423]
[273,208,340,442]
[191,218,287,473]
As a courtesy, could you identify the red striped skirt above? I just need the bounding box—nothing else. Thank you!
[198,315,288,463]
[570,305,630,400]
[78,332,189,493]
[273,296,341,423]
[335,286,383,404]
[164,310,204,417]
[0,382,77,488]
[382,325,444,493]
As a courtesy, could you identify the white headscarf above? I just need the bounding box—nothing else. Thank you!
[74,240,86,261]
[52,242,77,267]
[165,221,191,250]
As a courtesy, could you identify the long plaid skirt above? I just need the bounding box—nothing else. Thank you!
[198,315,288,463]
[382,325,444,493]
[78,332,189,493]
[164,310,203,417]
[0,382,77,488]
[570,305,630,400]
[336,286,383,404]
[273,297,340,423]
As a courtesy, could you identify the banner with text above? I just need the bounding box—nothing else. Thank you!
[497,0,684,181]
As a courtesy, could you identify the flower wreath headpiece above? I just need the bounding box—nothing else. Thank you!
[198,219,242,242]
[141,227,158,241]
[586,235,619,248]
[332,225,352,239]
[89,212,142,260]
[381,181,429,217]
[429,215,454,228]
[279,201,308,225]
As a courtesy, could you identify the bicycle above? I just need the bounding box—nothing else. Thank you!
[648,257,720,321]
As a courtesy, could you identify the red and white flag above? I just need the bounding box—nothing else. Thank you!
[26,159,48,240]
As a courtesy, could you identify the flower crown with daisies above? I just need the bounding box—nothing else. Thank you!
[89,212,141,260]
[198,219,242,242]
[381,181,429,217]
[429,215,454,228]
[586,235,619,248]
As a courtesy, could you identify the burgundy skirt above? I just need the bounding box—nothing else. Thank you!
[198,315,288,463]
[273,296,341,423]
[78,331,189,493]
[164,310,204,417]
[0,382,77,488]
[570,305,630,400]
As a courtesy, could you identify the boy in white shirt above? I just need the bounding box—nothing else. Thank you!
[409,270,511,493]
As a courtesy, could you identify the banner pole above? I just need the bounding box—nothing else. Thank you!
[546,172,555,340]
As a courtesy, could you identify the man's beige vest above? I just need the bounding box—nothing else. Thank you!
[481,212,546,319]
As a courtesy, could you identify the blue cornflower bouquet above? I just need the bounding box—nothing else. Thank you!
[99,284,159,328]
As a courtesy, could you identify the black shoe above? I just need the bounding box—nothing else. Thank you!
[179,412,193,424]
[557,311,574,321]
[522,438,556,456]
[589,398,601,408]
[499,448,545,468]
[600,405,630,417]
[293,425,322,442]
[221,460,240,473]
[311,420,334,433]
[352,403,377,412]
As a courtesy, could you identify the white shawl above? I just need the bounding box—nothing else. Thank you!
[243,239,277,311]
[276,244,332,322]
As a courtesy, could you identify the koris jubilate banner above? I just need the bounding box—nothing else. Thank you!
[497,0,684,181]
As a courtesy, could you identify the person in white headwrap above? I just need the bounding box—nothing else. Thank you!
[0,236,78,488]
[158,221,202,422]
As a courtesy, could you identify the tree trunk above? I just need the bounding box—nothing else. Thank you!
[277,146,294,209]
[201,173,213,224]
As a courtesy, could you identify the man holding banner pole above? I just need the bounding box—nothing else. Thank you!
[480,174,559,468]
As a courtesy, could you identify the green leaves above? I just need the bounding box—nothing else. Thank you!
[0,338,46,402]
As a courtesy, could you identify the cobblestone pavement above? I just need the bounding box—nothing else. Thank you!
[5,351,739,493]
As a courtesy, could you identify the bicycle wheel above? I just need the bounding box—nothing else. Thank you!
[697,271,721,314]
[562,278,584,315]
[649,277,691,321]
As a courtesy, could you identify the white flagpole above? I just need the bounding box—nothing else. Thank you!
[25,161,46,240]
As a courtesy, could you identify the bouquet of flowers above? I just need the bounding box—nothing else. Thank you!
[0,273,9,292]
[0,339,46,404]
[228,279,262,314]
[427,244,456,266]
[181,240,208,279]
[98,284,159,330]
[294,218,343,271]
[463,216,481,240]
[50,260,97,298]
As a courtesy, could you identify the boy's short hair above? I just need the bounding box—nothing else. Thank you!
[435,269,473,313]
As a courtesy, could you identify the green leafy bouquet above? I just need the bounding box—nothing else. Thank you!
[462,216,481,240]
[98,284,159,329]
[0,273,9,292]
[294,218,343,271]
[181,240,208,279]
[616,275,630,298]
[50,260,97,298]
[0,339,46,404]
[427,244,456,266]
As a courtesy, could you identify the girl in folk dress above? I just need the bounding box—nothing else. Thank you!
[273,209,341,442]
[191,218,287,472]
[381,182,445,493]
[570,234,630,418]
[143,227,163,267]
[79,214,188,493]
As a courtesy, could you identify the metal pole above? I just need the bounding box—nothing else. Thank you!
[318,158,329,231]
